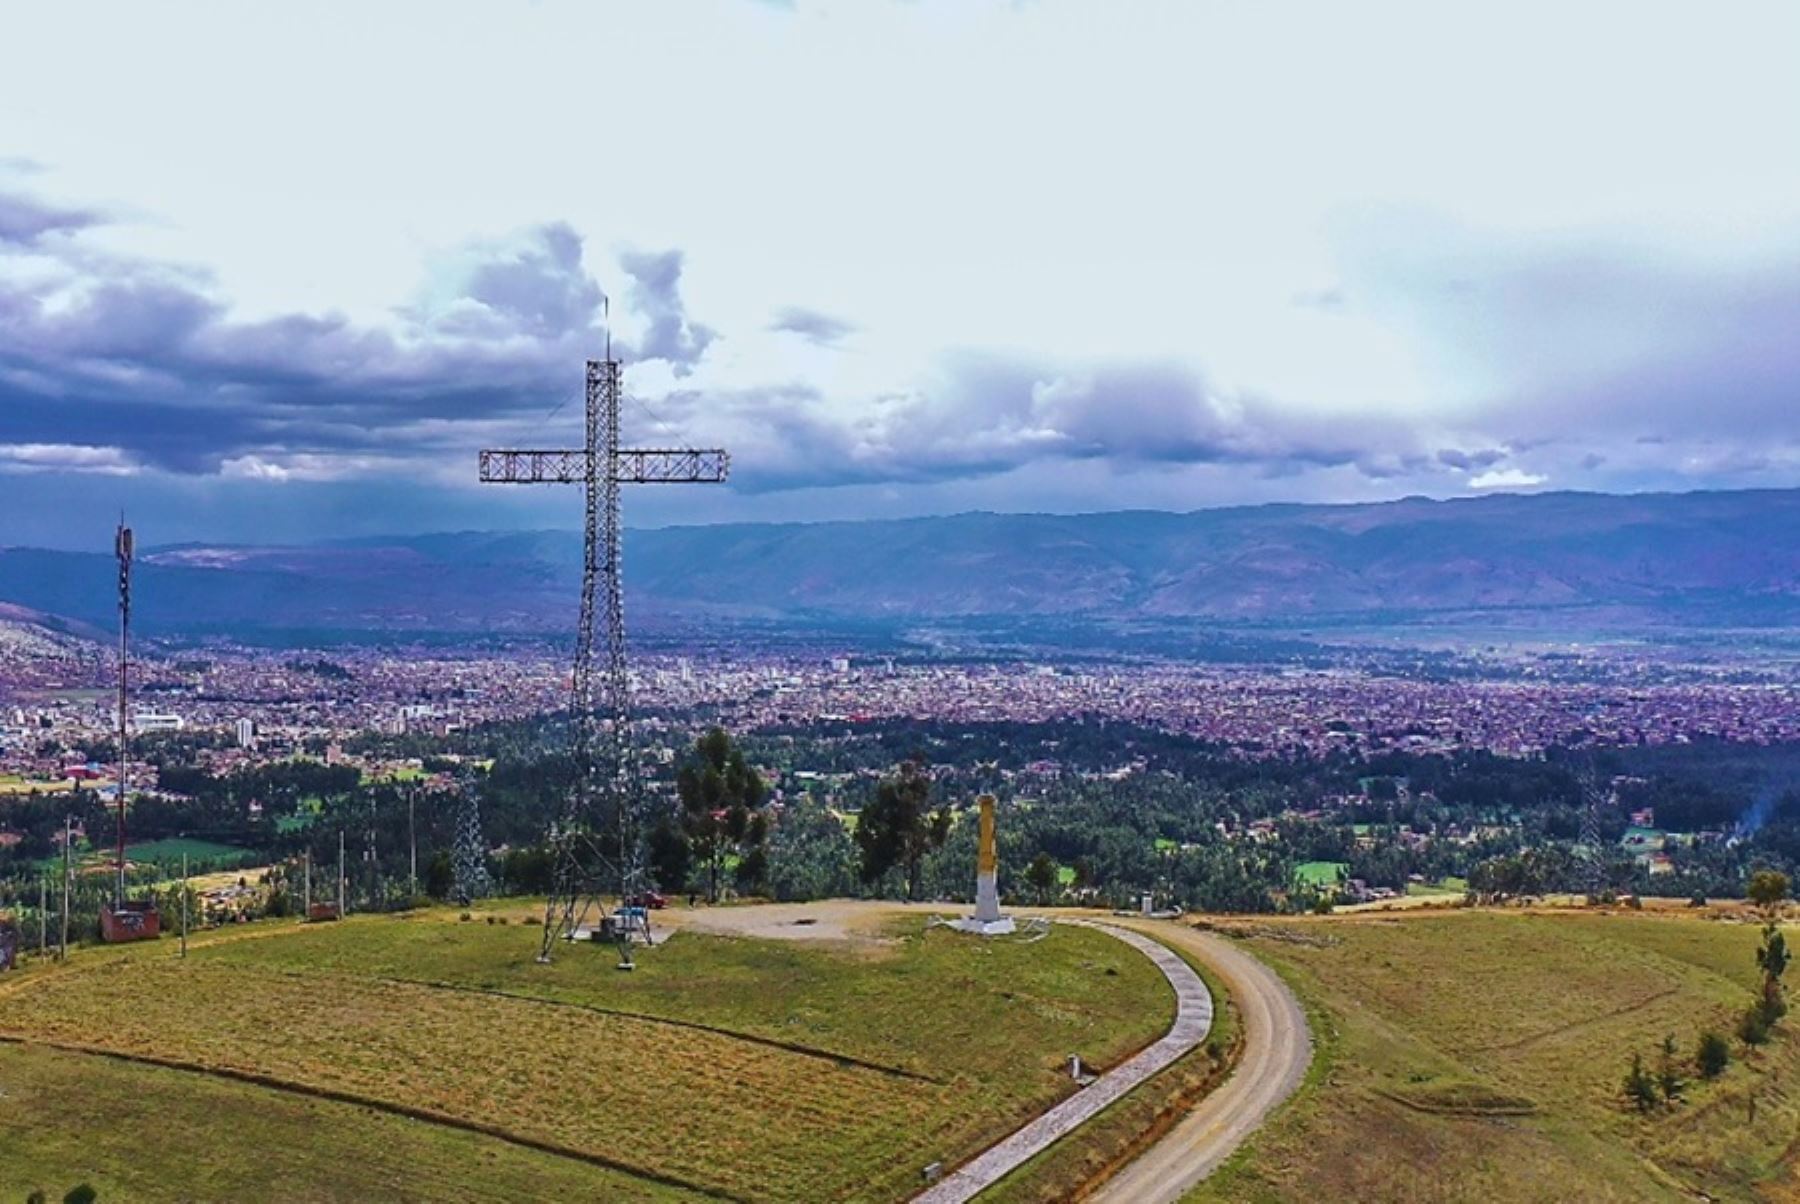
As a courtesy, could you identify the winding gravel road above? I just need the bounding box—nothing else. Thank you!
[1088,921,1312,1203]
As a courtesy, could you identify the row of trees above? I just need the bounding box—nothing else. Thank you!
[1625,870,1790,1113]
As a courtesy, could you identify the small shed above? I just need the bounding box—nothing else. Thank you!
[100,900,162,943]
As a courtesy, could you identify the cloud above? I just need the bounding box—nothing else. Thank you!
[0,191,97,246]
[1435,447,1506,472]
[619,249,714,375]
[1468,467,1547,490]
[0,191,718,480]
[677,353,1438,494]
[0,442,140,475]
[419,222,603,340]
[1334,211,1800,448]
[769,306,857,347]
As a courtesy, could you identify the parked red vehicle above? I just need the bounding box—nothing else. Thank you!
[628,890,668,910]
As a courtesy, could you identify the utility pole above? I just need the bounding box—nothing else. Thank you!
[37,874,46,954]
[59,815,70,959]
[303,849,312,918]
[408,786,418,898]
[364,796,380,911]
[179,853,188,958]
[338,829,346,918]
[480,350,729,962]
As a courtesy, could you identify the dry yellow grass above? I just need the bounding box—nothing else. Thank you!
[0,908,1171,1202]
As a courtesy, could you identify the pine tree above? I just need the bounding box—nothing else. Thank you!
[1624,1052,1661,1113]
[1657,1033,1685,1101]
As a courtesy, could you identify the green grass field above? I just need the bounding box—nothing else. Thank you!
[0,903,1172,1202]
[1191,909,1800,1203]
[1292,861,1348,889]
[120,837,256,868]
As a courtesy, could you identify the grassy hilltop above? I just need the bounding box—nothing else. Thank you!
[1194,907,1800,1203]
[0,904,1170,1202]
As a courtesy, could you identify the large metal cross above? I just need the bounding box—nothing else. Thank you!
[480,357,728,961]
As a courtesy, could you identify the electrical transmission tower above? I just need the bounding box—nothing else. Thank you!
[1578,763,1608,898]
[480,355,729,962]
[452,775,492,906]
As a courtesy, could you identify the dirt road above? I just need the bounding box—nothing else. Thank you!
[1088,921,1311,1203]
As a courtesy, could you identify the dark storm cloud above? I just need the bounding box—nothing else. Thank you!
[0,195,717,476]
[768,306,857,347]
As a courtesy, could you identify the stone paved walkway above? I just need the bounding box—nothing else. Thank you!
[912,920,1213,1204]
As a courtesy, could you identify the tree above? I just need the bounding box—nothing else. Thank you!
[423,849,453,900]
[766,798,859,903]
[1624,1052,1660,1112]
[676,728,767,903]
[1696,1029,1730,1079]
[1656,1033,1685,1101]
[1748,869,1790,912]
[1025,852,1058,905]
[855,760,951,901]
[646,816,691,896]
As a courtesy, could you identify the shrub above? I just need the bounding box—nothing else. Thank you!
[64,1187,99,1204]
[1738,1006,1771,1047]
[1696,1030,1730,1079]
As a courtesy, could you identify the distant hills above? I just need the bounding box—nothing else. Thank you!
[0,488,1796,643]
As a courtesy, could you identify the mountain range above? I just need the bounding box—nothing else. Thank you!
[0,488,1796,643]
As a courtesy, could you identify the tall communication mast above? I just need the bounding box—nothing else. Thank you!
[114,520,133,907]
[480,354,728,962]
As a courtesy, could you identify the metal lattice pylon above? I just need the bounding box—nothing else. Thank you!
[480,355,728,961]
[453,777,493,906]
[1578,764,1608,897]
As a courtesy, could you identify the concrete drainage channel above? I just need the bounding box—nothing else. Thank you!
[912,920,1213,1204]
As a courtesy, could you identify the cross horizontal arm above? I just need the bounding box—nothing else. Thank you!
[479,449,730,484]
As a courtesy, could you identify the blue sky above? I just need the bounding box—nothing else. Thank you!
[3,0,1800,549]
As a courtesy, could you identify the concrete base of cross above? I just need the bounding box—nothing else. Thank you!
[948,916,1017,937]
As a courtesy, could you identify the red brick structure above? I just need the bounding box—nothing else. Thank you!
[100,900,162,943]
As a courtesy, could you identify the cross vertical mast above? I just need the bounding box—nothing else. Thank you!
[481,354,729,963]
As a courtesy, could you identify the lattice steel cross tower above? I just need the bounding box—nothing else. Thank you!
[480,358,728,962]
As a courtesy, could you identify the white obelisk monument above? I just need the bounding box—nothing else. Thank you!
[954,794,1015,935]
